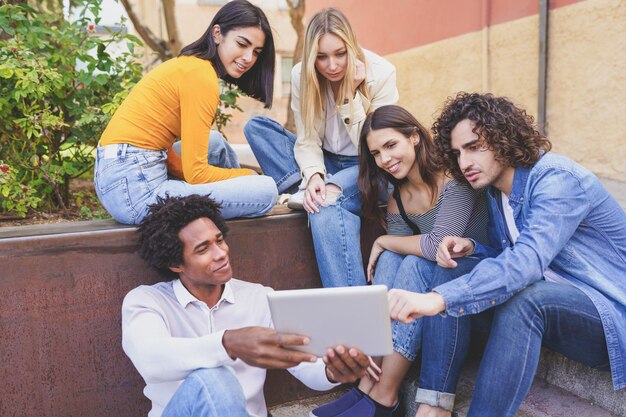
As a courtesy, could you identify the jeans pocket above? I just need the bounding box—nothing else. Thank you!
[95,158,130,195]
[95,157,142,223]
[138,152,168,190]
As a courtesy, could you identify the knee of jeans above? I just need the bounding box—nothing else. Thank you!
[257,176,279,203]
[373,251,405,287]
[244,115,275,136]
[188,367,236,387]
[187,367,246,407]
[321,183,342,206]
[494,283,547,325]
[209,130,227,148]
[391,255,433,291]
[428,261,471,288]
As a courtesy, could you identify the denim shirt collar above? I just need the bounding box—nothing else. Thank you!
[510,164,531,206]
[487,163,532,231]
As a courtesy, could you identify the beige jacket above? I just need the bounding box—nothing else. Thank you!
[291,49,399,185]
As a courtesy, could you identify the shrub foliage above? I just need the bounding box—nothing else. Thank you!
[0,1,142,216]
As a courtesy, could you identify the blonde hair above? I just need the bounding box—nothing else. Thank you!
[300,8,369,138]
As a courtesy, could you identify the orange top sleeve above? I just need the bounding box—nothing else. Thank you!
[100,56,251,183]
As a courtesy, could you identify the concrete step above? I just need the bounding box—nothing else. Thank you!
[269,389,348,417]
[270,351,623,417]
[400,359,620,417]
[269,374,617,417]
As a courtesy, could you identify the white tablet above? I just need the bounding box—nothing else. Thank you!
[267,285,393,357]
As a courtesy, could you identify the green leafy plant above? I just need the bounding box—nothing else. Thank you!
[0,1,142,217]
[214,81,245,140]
[0,162,41,218]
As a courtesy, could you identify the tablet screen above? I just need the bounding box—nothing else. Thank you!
[267,285,393,357]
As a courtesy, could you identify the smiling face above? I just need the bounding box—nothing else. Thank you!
[450,118,514,193]
[315,33,348,83]
[366,127,419,180]
[213,25,265,79]
[170,217,232,305]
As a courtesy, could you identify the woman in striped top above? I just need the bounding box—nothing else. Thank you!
[325,105,489,414]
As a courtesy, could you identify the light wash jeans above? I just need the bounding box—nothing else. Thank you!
[171,131,240,169]
[373,251,432,361]
[416,259,610,417]
[94,131,278,224]
[244,116,366,287]
[162,367,249,417]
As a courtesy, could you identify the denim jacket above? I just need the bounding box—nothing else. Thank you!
[435,153,626,389]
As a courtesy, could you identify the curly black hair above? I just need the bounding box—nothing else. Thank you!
[137,194,229,276]
[433,92,552,183]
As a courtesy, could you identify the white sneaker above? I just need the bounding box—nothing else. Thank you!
[277,193,291,205]
[287,190,305,210]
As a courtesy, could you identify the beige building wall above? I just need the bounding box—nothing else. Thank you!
[388,0,625,180]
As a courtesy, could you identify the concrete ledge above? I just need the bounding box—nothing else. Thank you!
[538,350,626,416]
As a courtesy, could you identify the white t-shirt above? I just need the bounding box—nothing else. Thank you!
[322,84,358,156]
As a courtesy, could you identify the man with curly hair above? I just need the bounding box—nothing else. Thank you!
[387,92,626,417]
[122,194,372,417]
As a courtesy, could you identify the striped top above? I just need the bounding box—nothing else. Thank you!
[387,179,490,261]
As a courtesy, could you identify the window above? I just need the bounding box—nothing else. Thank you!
[281,56,294,96]
[197,0,228,5]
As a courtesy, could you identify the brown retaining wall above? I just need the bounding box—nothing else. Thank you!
[0,214,382,417]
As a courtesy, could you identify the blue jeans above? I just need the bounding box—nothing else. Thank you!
[245,116,366,287]
[374,252,434,361]
[244,116,300,194]
[94,132,277,224]
[172,131,240,169]
[162,368,249,417]
[417,263,610,417]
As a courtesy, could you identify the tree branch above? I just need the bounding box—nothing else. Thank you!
[162,0,181,55]
[120,0,173,61]
[284,0,305,132]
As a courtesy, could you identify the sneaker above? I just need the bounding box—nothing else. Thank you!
[334,395,400,417]
[287,189,305,210]
[309,387,365,417]
[277,193,291,205]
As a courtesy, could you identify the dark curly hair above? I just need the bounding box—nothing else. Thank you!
[137,194,229,277]
[433,92,551,183]
[358,105,442,225]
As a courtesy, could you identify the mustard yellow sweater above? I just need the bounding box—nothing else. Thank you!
[101,56,250,183]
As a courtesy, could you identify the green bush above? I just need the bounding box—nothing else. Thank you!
[0,161,41,217]
[0,1,142,217]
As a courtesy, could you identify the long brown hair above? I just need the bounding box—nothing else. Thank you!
[179,0,275,108]
[358,105,442,225]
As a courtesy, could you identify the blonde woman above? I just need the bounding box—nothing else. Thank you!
[245,8,398,288]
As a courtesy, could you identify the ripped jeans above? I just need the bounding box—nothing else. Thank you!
[244,116,366,287]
